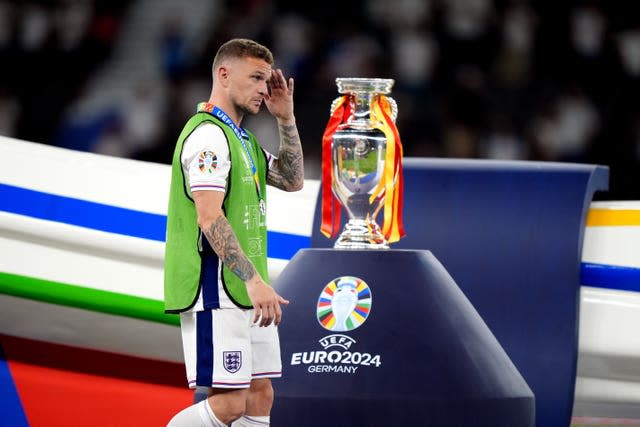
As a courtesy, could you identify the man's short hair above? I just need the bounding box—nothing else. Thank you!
[212,38,274,72]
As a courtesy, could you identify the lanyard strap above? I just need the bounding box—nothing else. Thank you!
[197,103,264,205]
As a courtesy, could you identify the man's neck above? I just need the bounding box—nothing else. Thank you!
[209,97,243,126]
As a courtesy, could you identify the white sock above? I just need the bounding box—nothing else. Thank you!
[166,400,228,427]
[232,415,270,426]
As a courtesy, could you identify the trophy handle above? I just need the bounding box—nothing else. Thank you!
[330,95,397,122]
[387,97,398,123]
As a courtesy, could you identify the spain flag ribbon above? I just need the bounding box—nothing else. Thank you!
[370,95,405,242]
[321,95,351,238]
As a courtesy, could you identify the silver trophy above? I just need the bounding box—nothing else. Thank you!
[330,78,398,249]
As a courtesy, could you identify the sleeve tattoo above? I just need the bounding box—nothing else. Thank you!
[267,122,304,191]
[204,216,256,281]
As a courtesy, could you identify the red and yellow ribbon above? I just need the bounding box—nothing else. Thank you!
[321,95,351,239]
[320,94,405,243]
[370,95,405,242]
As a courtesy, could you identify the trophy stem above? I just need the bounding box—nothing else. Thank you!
[334,218,389,250]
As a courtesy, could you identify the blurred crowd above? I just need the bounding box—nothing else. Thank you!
[0,0,126,149]
[1,0,639,199]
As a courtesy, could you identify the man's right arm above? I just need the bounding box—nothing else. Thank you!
[192,190,289,326]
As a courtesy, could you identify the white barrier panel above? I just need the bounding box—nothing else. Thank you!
[575,201,640,418]
[0,136,317,361]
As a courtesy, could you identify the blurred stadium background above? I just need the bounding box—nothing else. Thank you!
[0,0,639,200]
[2,1,640,426]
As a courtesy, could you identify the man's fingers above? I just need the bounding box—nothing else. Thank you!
[250,287,289,327]
[258,305,273,327]
[253,304,273,327]
[267,305,276,327]
[268,69,292,94]
[274,303,283,326]
[253,306,261,324]
[278,295,290,305]
[270,69,284,88]
[260,306,268,327]
[269,71,277,88]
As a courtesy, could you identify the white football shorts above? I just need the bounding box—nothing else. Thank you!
[180,308,282,389]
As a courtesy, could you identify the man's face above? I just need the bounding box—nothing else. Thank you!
[226,56,273,117]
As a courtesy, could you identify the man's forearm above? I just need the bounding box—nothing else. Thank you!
[267,120,304,191]
[203,215,256,281]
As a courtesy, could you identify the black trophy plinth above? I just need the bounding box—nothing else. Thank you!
[270,248,534,427]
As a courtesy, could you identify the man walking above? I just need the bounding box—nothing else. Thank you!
[165,38,304,427]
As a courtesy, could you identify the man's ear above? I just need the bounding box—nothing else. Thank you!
[216,66,230,87]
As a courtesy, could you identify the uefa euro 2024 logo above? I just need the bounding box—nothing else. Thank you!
[290,276,380,373]
[317,276,372,331]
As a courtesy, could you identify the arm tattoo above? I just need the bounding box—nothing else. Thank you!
[267,122,304,191]
[204,216,256,281]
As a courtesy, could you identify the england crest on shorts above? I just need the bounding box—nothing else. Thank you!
[223,351,242,373]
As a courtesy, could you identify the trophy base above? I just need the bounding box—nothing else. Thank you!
[333,219,389,250]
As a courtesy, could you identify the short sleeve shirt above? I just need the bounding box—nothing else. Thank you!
[181,122,275,194]
[181,123,230,193]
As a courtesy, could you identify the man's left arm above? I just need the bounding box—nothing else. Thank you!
[264,69,304,192]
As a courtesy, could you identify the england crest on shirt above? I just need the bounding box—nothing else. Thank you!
[223,351,242,373]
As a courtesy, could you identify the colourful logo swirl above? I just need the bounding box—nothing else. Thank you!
[317,276,372,331]
[198,150,217,174]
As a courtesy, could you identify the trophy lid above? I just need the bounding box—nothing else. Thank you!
[336,78,394,94]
